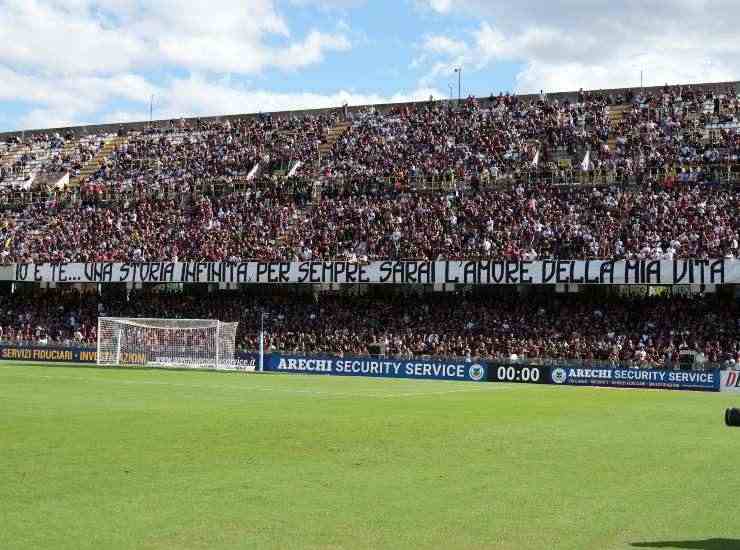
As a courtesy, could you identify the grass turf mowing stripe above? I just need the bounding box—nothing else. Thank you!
[0,361,737,549]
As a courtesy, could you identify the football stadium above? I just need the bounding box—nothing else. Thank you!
[1,2,740,549]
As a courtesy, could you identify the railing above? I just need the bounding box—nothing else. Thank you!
[480,165,740,188]
[1,162,739,209]
[0,189,81,208]
[324,165,740,192]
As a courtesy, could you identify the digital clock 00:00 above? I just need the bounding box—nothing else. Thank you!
[490,364,547,384]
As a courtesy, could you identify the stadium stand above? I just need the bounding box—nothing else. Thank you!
[2,82,739,193]
[0,81,738,365]
[0,184,736,263]
[81,113,339,195]
[0,288,738,367]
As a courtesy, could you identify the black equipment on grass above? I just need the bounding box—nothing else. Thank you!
[725,408,740,427]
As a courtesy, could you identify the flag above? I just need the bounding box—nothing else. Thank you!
[54,173,69,190]
[246,163,260,181]
[287,160,303,178]
[581,149,591,171]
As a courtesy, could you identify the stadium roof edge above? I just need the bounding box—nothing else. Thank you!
[1,80,738,139]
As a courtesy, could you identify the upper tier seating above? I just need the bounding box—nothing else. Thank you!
[1,82,738,197]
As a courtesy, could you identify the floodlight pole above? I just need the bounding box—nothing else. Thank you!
[455,67,462,105]
[259,312,268,372]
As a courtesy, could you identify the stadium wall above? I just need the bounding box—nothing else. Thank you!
[547,365,720,392]
[265,355,722,391]
[720,370,740,392]
[0,344,726,392]
[265,353,487,382]
[0,344,97,363]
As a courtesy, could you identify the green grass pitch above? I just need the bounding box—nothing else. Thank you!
[1,362,738,550]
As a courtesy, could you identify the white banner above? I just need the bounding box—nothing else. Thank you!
[720,370,740,393]
[2,259,737,286]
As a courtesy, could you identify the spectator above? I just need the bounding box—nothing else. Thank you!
[0,289,736,366]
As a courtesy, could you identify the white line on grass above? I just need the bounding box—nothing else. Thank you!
[0,369,507,399]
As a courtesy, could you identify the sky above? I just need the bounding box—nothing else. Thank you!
[1,0,739,132]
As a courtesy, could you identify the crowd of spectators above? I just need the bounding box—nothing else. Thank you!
[39,135,106,181]
[595,84,740,181]
[0,133,66,188]
[0,182,736,263]
[1,83,738,194]
[0,289,737,367]
[83,114,337,195]
[320,92,609,183]
[0,132,112,192]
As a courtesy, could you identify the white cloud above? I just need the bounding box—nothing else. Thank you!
[1,65,443,130]
[288,0,365,8]
[0,0,360,131]
[6,0,740,133]
[151,74,444,120]
[416,0,740,93]
[415,35,469,85]
[0,0,147,75]
[425,0,454,13]
[0,68,141,119]
[0,0,350,76]
[273,31,352,71]
[422,35,468,57]
[140,0,351,73]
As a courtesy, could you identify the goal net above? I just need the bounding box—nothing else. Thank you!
[96,318,240,370]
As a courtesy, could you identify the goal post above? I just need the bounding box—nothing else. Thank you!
[96,317,240,371]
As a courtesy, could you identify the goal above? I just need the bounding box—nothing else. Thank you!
[96,318,240,370]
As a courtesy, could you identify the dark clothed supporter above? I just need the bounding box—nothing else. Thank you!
[0,290,737,367]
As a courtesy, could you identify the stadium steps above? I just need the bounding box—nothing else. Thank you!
[59,138,79,158]
[53,137,82,172]
[606,104,631,151]
[553,146,573,169]
[0,142,27,169]
[311,181,322,203]
[306,121,351,199]
[69,134,128,187]
[608,103,631,121]
[31,138,84,190]
[318,121,351,156]
[0,142,56,189]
